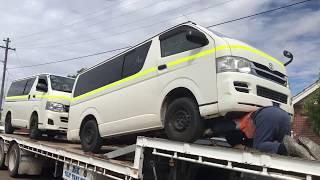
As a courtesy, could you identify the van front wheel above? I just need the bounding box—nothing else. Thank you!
[80,119,102,153]
[165,97,204,142]
[30,115,41,139]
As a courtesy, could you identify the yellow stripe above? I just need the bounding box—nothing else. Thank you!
[72,67,157,101]
[35,95,72,101]
[5,95,28,100]
[72,44,284,102]
[228,45,284,67]
[5,95,71,101]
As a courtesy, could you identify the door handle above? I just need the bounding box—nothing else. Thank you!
[28,95,31,100]
[33,95,36,98]
[158,64,167,71]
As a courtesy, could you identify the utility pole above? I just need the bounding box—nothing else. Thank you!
[0,38,15,110]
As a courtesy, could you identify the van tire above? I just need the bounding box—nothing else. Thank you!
[165,97,204,142]
[30,114,41,139]
[8,143,20,177]
[80,119,102,153]
[5,113,14,134]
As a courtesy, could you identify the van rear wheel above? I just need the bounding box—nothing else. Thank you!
[165,97,204,142]
[5,113,14,134]
[80,119,102,153]
[30,114,41,139]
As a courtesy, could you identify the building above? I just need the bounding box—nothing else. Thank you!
[292,80,320,144]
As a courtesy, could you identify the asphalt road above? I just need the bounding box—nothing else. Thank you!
[0,170,56,180]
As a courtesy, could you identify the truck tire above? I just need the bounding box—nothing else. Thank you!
[30,114,41,139]
[8,143,20,177]
[80,119,102,153]
[5,113,14,134]
[0,139,6,169]
[164,97,204,142]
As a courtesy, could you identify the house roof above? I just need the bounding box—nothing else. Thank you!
[293,80,319,105]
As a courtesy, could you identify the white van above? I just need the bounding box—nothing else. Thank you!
[67,22,294,152]
[2,74,75,138]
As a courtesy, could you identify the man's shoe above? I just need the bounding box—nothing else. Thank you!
[283,136,315,160]
[298,137,320,160]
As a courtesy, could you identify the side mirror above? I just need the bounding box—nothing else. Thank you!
[36,83,48,92]
[186,30,208,46]
[283,50,293,66]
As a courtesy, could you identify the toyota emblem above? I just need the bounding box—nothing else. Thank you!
[268,63,274,70]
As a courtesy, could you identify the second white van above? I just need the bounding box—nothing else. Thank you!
[67,22,294,152]
[2,74,75,138]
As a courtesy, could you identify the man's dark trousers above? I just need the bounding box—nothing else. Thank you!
[252,106,291,153]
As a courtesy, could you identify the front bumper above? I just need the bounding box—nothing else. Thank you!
[216,72,294,116]
[40,110,69,131]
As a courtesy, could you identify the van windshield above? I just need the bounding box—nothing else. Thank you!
[50,75,75,93]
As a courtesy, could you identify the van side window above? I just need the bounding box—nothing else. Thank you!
[160,26,207,57]
[38,76,47,86]
[74,55,124,97]
[122,41,152,78]
[7,80,28,96]
[23,78,36,95]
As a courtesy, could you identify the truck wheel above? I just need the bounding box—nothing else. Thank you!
[0,139,6,169]
[80,119,102,153]
[5,113,14,134]
[30,114,41,139]
[165,97,204,142]
[8,143,20,177]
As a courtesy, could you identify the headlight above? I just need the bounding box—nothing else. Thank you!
[46,102,65,112]
[217,56,251,73]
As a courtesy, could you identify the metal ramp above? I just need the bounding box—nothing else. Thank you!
[136,137,320,180]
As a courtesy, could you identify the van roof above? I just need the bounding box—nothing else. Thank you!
[11,73,74,82]
[77,21,198,76]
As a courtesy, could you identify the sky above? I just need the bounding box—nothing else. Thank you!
[0,0,319,95]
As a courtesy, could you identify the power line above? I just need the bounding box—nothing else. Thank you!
[15,0,174,48]
[17,0,236,49]
[8,46,130,69]
[13,51,27,76]
[15,0,131,40]
[206,0,313,28]
[10,0,313,69]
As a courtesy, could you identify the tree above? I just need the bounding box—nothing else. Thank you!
[304,82,320,135]
[67,68,87,78]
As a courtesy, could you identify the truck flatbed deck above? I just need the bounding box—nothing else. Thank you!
[0,133,320,180]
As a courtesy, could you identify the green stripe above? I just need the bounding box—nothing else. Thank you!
[5,95,28,100]
[7,45,284,103]
[5,95,71,101]
[71,44,284,102]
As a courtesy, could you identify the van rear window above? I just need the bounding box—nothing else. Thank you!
[7,77,35,96]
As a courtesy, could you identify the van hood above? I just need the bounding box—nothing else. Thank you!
[49,90,72,105]
[221,37,287,75]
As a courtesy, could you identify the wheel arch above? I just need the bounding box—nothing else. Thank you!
[27,111,39,129]
[5,111,12,119]
[160,87,199,124]
[79,114,99,137]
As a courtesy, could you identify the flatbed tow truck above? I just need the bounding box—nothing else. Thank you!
[0,132,319,180]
